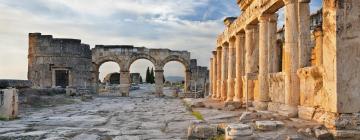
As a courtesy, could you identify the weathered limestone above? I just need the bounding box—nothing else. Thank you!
[28,33,208,97]
[298,0,312,68]
[154,69,164,97]
[256,14,272,110]
[209,58,213,97]
[283,0,300,117]
[243,25,258,103]
[0,88,18,120]
[28,33,92,90]
[216,47,222,99]
[234,33,245,103]
[225,123,253,139]
[226,38,236,102]
[210,0,360,138]
[221,44,229,101]
[211,51,217,99]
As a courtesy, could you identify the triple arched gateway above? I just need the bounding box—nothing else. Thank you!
[28,33,195,96]
[92,45,192,96]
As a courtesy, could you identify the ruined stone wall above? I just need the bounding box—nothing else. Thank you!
[28,33,92,89]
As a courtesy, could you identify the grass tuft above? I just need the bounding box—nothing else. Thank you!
[191,111,204,121]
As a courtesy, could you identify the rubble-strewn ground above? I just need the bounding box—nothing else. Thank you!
[0,84,196,140]
[1,85,333,140]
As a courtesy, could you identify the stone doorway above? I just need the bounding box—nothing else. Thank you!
[55,70,69,88]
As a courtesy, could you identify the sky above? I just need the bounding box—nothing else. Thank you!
[0,0,322,80]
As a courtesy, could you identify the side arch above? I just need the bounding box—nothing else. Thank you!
[124,54,158,71]
[159,55,190,70]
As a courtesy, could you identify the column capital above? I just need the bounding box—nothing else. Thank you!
[236,32,245,38]
[245,24,257,31]
[212,51,217,55]
[222,43,229,49]
[269,14,278,22]
[258,14,273,23]
[283,0,297,5]
[299,0,311,3]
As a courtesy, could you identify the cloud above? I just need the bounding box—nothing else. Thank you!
[0,0,322,80]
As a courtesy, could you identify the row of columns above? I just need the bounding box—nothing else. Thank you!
[209,0,311,112]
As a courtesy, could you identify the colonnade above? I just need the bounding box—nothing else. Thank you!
[209,0,311,112]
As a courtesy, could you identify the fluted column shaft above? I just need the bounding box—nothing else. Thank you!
[234,33,245,102]
[226,39,236,102]
[221,44,229,101]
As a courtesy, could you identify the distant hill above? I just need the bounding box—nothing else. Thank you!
[166,76,184,82]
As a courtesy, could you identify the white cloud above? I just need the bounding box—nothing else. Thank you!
[0,0,226,79]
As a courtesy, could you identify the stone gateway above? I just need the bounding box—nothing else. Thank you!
[27,33,203,96]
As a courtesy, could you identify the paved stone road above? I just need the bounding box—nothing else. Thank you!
[0,85,195,140]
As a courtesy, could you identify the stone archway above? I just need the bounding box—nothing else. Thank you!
[92,45,191,96]
[155,55,191,95]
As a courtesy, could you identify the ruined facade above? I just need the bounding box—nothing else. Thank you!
[209,0,360,138]
[28,33,92,89]
[28,33,209,96]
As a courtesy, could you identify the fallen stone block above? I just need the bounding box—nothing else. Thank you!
[187,121,218,139]
[224,105,236,111]
[314,129,333,140]
[286,135,303,140]
[225,123,253,140]
[255,121,284,131]
[224,101,242,109]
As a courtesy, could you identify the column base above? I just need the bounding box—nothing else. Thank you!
[224,101,242,109]
[253,101,268,111]
[233,97,242,102]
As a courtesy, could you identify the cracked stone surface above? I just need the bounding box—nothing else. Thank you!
[0,84,195,140]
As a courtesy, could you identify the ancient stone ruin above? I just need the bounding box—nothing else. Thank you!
[28,33,209,97]
[208,0,360,138]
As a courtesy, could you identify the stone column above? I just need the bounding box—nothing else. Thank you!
[313,27,323,66]
[210,58,213,95]
[221,44,229,101]
[120,70,130,96]
[256,14,272,110]
[226,39,236,102]
[298,0,311,68]
[234,33,245,102]
[268,14,279,73]
[184,69,191,93]
[243,25,257,102]
[212,51,218,99]
[216,47,222,99]
[155,69,164,97]
[284,0,300,117]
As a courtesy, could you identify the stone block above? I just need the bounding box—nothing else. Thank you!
[224,105,236,111]
[314,129,333,140]
[225,123,253,140]
[0,88,18,120]
[224,101,242,109]
[298,106,315,120]
[255,121,284,131]
[187,122,218,139]
[286,135,303,140]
